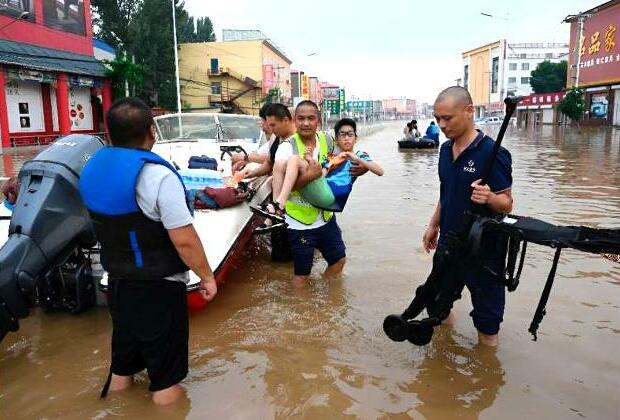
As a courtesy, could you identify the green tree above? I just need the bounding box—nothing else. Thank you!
[195,17,216,42]
[92,0,216,109]
[104,56,144,99]
[558,87,585,126]
[530,60,568,93]
[91,0,141,49]
[178,16,216,43]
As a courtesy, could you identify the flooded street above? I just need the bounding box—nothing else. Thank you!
[1,121,619,419]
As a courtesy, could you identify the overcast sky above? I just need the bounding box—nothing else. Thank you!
[184,0,602,103]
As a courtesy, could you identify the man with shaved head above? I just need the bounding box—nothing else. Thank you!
[422,86,513,346]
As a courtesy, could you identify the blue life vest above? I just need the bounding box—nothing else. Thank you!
[79,147,189,279]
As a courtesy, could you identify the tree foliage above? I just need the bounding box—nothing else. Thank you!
[91,0,216,108]
[558,87,585,124]
[104,56,144,99]
[530,60,568,94]
[179,16,216,43]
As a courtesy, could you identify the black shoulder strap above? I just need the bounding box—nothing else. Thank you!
[269,137,280,163]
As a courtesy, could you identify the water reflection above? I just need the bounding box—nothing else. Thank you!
[408,328,504,419]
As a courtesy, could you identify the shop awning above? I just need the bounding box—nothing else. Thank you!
[0,39,107,78]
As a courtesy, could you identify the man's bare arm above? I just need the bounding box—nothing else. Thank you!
[168,224,216,301]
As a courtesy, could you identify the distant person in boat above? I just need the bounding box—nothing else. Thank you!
[79,98,217,405]
[257,117,383,217]
[231,103,275,171]
[422,86,513,347]
[403,122,412,137]
[425,121,440,144]
[410,120,421,138]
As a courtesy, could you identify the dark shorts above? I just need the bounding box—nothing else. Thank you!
[435,241,506,335]
[462,266,505,335]
[287,217,346,276]
[108,278,188,392]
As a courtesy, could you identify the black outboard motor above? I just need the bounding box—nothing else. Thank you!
[0,134,104,342]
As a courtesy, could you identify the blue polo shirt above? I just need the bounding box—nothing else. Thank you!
[438,131,512,246]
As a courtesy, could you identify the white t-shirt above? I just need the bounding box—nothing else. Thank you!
[135,163,193,283]
[257,133,277,156]
[275,135,328,231]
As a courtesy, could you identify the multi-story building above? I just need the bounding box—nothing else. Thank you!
[382,98,416,118]
[0,0,110,148]
[565,0,620,126]
[309,76,322,104]
[504,43,568,97]
[179,30,292,115]
[462,40,568,118]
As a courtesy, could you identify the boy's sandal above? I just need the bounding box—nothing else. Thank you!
[250,201,285,223]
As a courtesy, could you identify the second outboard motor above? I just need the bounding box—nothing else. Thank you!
[0,135,104,342]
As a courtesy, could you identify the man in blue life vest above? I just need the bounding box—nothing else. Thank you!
[79,98,217,405]
[423,86,513,347]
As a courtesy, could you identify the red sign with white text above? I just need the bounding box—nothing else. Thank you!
[570,3,620,87]
[519,92,566,107]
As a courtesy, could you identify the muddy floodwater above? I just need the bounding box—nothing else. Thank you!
[1,122,619,419]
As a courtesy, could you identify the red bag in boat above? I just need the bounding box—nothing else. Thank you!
[0,177,18,204]
[204,187,248,208]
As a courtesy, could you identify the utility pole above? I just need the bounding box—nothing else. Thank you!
[171,0,182,114]
[575,15,586,88]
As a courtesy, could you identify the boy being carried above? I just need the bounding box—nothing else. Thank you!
[255,118,383,221]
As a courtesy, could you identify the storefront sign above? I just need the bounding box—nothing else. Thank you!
[338,89,346,113]
[301,75,309,99]
[322,86,339,100]
[69,75,99,88]
[570,3,620,86]
[519,92,566,107]
[5,68,54,84]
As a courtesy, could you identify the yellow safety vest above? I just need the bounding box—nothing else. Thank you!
[285,132,334,225]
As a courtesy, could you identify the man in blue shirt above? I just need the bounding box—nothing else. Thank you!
[425,121,440,144]
[422,86,513,347]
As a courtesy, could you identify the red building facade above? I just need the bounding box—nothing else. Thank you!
[0,0,111,148]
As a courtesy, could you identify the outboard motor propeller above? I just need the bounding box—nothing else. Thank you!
[0,135,104,341]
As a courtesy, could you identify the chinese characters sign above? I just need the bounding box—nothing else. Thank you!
[571,3,620,87]
[519,92,566,107]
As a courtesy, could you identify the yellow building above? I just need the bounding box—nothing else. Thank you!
[462,40,504,118]
[179,39,292,115]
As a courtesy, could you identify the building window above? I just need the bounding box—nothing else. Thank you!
[491,57,499,94]
[509,63,517,71]
[545,53,553,58]
[521,77,530,84]
[211,82,221,94]
[463,65,469,90]
[508,77,517,84]
[522,63,529,71]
